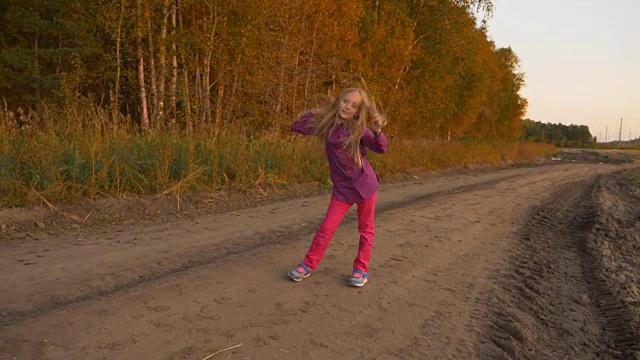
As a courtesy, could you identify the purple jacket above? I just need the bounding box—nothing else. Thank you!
[292,112,388,203]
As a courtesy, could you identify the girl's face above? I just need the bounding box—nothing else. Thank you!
[338,91,362,121]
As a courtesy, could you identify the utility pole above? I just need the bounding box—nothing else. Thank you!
[618,118,623,148]
[605,126,608,143]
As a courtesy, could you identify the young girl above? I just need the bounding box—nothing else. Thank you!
[289,87,387,287]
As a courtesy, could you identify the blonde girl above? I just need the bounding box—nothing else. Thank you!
[289,87,387,287]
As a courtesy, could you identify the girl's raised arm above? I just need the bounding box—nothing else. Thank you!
[291,111,317,135]
[361,128,388,154]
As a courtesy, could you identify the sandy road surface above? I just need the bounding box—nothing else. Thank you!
[1,162,639,359]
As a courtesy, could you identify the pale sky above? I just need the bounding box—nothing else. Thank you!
[485,0,639,142]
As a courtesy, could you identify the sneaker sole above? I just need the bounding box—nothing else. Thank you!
[289,272,310,282]
[349,278,368,287]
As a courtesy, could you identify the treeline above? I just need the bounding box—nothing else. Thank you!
[522,119,594,148]
[0,0,526,140]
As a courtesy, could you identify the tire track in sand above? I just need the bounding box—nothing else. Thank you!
[478,171,640,360]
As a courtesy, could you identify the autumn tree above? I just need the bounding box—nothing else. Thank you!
[0,0,102,108]
[1,0,539,143]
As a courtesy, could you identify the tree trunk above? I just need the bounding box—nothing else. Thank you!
[146,1,158,120]
[304,18,319,102]
[394,30,426,91]
[274,28,291,115]
[113,0,125,134]
[214,81,224,133]
[177,0,192,134]
[168,0,178,128]
[34,0,40,102]
[57,6,62,75]
[203,11,218,127]
[136,0,150,131]
[195,57,202,131]
[291,50,299,113]
[158,0,170,122]
[227,29,247,123]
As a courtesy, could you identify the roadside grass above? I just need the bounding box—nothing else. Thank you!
[0,115,556,208]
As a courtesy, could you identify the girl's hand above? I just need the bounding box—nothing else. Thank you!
[371,111,384,135]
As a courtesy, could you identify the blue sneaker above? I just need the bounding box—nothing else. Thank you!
[349,270,368,287]
[289,263,311,282]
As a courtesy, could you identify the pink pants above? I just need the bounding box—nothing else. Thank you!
[303,193,377,273]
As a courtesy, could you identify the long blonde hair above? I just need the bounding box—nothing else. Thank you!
[299,88,386,168]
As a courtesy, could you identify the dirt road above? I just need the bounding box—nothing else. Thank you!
[1,160,639,359]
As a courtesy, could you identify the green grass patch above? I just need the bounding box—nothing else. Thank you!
[0,127,555,208]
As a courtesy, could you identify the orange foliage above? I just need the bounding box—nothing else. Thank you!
[1,0,529,142]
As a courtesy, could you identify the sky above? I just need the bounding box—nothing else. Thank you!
[485,0,639,142]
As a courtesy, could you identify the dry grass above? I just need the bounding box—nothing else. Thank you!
[370,138,555,177]
[0,106,556,208]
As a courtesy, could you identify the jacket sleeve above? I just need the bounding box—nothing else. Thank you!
[361,128,388,154]
[291,112,317,135]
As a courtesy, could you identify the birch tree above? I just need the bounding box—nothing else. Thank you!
[136,0,150,130]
